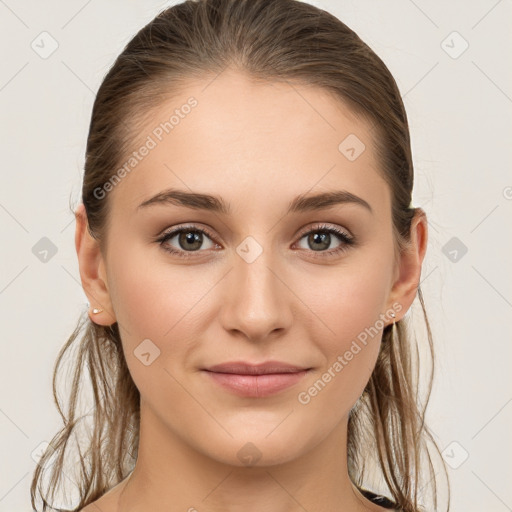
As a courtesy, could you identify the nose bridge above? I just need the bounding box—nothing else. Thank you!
[221,236,291,340]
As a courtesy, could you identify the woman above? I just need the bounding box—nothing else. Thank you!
[31,0,449,510]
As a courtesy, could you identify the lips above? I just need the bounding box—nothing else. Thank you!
[202,360,311,398]
[204,360,310,375]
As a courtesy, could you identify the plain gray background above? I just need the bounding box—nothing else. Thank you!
[0,0,511,510]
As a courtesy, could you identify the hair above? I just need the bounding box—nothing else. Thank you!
[31,0,450,510]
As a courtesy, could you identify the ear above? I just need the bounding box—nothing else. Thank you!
[75,203,117,326]
[386,208,428,322]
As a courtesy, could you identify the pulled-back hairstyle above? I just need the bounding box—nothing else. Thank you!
[31,0,449,510]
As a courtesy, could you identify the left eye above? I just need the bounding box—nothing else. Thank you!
[295,225,353,253]
[158,226,217,257]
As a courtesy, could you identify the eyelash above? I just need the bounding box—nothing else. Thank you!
[156,223,356,260]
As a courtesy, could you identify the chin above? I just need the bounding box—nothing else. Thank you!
[199,430,313,469]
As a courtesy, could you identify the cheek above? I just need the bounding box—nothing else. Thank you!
[105,252,194,402]
[107,243,202,338]
[106,244,223,381]
[299,257,392,348]
[293,255,392,403]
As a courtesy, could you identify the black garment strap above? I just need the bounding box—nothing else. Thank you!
[358,487,399,509]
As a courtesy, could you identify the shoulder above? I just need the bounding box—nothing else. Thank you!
[78,486,121,512]
[78,504,97,512]
[78,475,129,511]
[79,497,115,512]
[79,499,112,512]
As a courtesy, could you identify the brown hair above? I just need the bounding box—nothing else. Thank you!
[31,0,449,510]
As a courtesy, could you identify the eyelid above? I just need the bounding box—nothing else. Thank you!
[158,222,217,238]
[157,222,352,242]
[295,222,352,240]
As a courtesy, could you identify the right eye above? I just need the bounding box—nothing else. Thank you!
[157,225,220,258]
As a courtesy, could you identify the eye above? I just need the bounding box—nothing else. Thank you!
[294,223,355,257]
[157,225,219,258]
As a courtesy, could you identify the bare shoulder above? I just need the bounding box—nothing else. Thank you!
[78,495,115,512]
[79,503,101,512]
[78,479,127,512]
[78,504,98,512]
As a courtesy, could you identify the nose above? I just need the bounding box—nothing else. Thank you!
[219,245,293,343]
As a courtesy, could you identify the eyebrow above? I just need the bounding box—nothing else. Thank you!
[137,188,373,215]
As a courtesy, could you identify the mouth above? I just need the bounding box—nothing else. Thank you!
[203,360,311,374]
[201,360,312,398]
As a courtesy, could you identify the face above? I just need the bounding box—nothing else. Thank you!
[87,69,408,467]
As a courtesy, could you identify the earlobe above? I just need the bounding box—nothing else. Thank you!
[387,209,428,322]
[74,204,117,326]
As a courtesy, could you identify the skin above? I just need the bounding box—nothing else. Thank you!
[76,68,427,512]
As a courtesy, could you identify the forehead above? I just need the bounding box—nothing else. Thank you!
[108,69,389,218]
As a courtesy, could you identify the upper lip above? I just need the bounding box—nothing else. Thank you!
[203,360,310,375]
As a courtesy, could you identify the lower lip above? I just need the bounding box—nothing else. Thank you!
[203,370,310,397]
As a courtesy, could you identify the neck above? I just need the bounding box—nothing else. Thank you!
[117,401,372,512]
